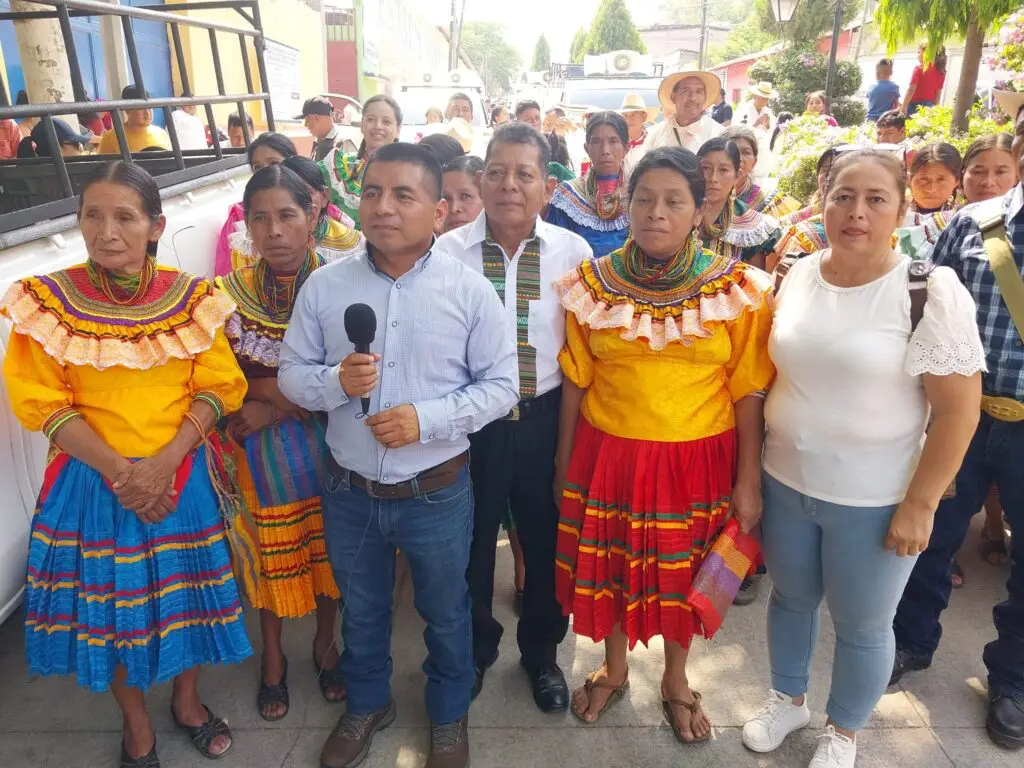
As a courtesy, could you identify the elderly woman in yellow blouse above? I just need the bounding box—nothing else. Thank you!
[1,162,251,767]
[553,147,775,744]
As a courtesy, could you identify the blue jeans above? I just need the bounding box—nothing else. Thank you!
[894,415,1024,699]
[907,100,935,116]
[321,461,474,724]
[761,472,919,730]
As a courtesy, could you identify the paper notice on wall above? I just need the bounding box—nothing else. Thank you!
[264,38,302,122]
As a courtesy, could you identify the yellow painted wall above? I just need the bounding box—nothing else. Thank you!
[168,0,325,134]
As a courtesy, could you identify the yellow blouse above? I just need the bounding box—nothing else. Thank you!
[1,265,246,457]
[556,257,775,443]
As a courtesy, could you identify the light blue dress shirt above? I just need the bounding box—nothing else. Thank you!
[278,245,519,484]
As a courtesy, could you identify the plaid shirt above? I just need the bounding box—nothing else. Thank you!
[931,184,1024,400]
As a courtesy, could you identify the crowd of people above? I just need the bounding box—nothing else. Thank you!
[2,60,1023,768]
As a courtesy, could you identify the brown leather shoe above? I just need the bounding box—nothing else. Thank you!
[425,716,469,768]
[320,701,396,768]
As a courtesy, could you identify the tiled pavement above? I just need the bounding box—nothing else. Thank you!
[0,516,1017,768]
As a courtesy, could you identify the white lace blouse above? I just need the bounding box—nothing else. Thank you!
[763,250,986,506]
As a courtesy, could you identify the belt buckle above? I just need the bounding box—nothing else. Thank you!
[506,405,520,422]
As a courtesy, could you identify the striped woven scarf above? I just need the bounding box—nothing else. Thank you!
[481,233,540,398]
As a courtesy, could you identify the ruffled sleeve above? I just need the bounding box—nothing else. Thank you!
[558,312,595,389]
[191,327,248,417]
[725,269,776,401]
[905,266,987,377]
[2,329,78,439]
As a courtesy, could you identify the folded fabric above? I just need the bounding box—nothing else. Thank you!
[690,518,762,638]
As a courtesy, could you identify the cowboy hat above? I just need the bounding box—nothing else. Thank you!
[748,81,779,100]
[994,89,1024,120]
[657,68,722,112]
[618,93,660,123]
[446,117,474,153]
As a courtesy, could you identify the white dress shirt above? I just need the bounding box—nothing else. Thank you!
[437,213,593,399]
[738,100,777,132]
[641,114,724,154]
[171,109,207,150]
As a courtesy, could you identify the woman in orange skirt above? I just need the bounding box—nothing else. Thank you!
[553,146,775,743]
[217,164,343,721]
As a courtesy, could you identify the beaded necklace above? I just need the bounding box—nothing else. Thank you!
[620,233,701,292]
[586,170,625,221]
[85,256,154,305]
[253,250,317,323]
[700,196,734,241]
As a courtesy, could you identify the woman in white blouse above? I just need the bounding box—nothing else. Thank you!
[742,148,985,768]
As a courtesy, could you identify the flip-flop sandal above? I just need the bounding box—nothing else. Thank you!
[951,559,966,589]
[570,666,630,724]
[120,739,160,768]
[257,656,290,721]
[662,690,712,744]
[313,656,347,703]
[980,527,1009,566]
[172,704,233,759]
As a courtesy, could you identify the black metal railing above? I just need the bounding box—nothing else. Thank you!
[0,0,276,234]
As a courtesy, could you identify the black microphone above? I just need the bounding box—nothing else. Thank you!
[343,303,377,416]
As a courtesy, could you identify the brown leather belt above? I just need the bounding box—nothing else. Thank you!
[329,452,468,500]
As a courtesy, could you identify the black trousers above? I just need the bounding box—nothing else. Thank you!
[467,387,569,670]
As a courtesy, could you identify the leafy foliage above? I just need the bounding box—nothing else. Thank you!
[532,35,552,71]
[989,9,1024,92]
[757,0,862,43]
[774,115,876,202]
[460,21,523,94]
[584,0,648,56]
[570,27,589,64]
[748,47,863,125]
[660,0,750,25]
[905,104,1012,155]
[706,9,778,67]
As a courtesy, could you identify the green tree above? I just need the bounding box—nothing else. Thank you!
[570,26,589,64]
[460,21,523,94]
[706,8,778,67]
[757,0,862,43]
[660,0,750,25]
[748,46,865,125]
[585,0,648,55]
[532,34,552,71]
[875,0,1018,133]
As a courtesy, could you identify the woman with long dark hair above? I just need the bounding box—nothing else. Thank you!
[2,161,251,766]
[319,94,402,228]
[903,44,947,116]
[546,111,631,257]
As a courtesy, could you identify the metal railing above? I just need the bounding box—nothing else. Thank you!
[0,0,276,233]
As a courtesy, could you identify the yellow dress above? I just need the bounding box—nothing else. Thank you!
[552,245,775,648]
[97,125,171,154]
[1,263,252,691]
[216,261,339,617]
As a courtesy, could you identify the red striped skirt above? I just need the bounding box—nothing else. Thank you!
[555,416,736,649]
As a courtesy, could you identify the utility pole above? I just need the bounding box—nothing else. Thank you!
[852,0,871,63]
[697,0,708,70]
[448,0,458,70]
[824,0,844,106]
[10,0,76,124]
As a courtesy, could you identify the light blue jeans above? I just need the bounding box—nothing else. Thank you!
[761,471,919,730]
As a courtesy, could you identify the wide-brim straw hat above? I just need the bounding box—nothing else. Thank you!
[748,81,779,100]
[618,93,660,123]
[446,117,474,153]
[658,68,722,112]
[994,89,1024,119]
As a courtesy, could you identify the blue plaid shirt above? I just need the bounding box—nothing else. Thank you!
[931,185,1024,400]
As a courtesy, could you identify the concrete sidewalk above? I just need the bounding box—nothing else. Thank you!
[0,517,1016,768]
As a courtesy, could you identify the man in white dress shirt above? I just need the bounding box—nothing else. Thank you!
[641,70,724,154]
[738,81,779,133]
[170,100,207,150]
[438,123,593,714]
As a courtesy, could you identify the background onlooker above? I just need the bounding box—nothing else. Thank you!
[876,111,907,145]
[227,112,255,148]
[97,85,171,154]
[903,44,947,116]
[867,58,901,121]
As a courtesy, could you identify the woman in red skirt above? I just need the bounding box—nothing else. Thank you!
[553,146,775,743]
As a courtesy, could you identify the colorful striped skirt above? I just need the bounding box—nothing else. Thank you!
[233,418,339,618]
[24,449,252,693]
[555,417,736,649]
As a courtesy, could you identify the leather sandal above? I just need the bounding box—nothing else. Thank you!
[257,656,290,722]
[313,654,346,704]
[662,689,712,744]
[172,704,233,759]
[570,665,630,724]
[120,739,160,768]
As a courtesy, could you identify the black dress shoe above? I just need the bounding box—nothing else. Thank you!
[521,660,569,713]
[471,648,499,701]
[987,694,1024,750]
[888,647,931,688]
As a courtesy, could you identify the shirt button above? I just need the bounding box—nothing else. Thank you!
[392,321,398,327]
[384,402,391,408]
[388,361,395,368]
[383,476,388,481]
[1017,340,1023,348]
[396,283,402,289]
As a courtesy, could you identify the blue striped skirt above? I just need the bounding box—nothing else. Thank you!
[23,448,253,692]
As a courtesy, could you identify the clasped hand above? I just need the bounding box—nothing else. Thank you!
[112,457,178,525]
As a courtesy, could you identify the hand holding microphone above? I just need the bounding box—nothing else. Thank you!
[342,304,378,415]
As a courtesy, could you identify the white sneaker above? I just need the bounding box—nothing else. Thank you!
[808,726,857,768]
[742,689,812,753]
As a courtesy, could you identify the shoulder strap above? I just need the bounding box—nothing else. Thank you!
[979,217,1024,339]
[773,255,797,294]
[908,260,933,332]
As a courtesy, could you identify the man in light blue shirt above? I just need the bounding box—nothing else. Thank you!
[279,142,517,768]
